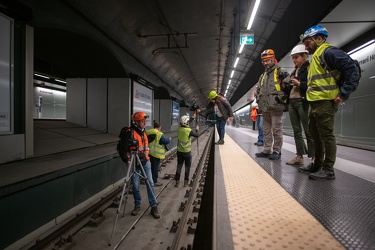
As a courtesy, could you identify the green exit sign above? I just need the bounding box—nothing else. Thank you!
[240,31,254,45]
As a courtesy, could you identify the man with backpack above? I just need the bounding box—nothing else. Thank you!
[117,111,160,218]
[299,25,360,180]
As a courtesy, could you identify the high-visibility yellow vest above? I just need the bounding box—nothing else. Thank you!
[260,67,281,91]
[177,126,192,153]
[306,43,339,101]
[146,128,166,159]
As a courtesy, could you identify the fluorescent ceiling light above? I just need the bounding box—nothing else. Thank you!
[234,57,240,68]
[34,73,50,79]
[230,70,235,78]
[348,39,375,55]
[55,79,66,83]
[239,43,245,53]
[247,0,261,30]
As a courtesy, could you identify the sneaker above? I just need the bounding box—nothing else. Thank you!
[154,182,163,186]
[131,207,140,216]
[150,206,160,219]
[215,139,222,144]
[175,180,179,188]
[268,152,281,160]
[184,180,189,187]
[255,151,270,157]
[254,142,258,145]
[254,142,264,146]
[286,156,304,165]
[299,163,320,173]
[309,168,335,180]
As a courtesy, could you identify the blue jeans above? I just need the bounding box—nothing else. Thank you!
[131,159,157,208]
[256,115,264,143]
[149,155,161,183]
[216,118,226,140]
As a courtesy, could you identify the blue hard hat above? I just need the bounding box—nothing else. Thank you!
[300,25,328,42]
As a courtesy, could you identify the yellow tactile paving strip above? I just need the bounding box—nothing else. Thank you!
[218,135,344,250]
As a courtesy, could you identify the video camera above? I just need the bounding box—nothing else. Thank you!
[189,103,200,112]
[128,138,139,148]
[278,71,289,81]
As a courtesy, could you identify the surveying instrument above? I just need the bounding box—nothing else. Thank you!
[109,133,164,246]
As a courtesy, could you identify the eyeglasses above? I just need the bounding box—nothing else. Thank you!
[261,59,272,64]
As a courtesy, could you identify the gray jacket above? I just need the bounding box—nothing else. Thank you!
[205,96,233,121]
[257,64,288,113]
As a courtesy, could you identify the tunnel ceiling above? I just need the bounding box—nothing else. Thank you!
[11,0,345,108]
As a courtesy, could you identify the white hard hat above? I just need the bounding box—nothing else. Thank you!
[290,44,308,56]
[180,115,190,126]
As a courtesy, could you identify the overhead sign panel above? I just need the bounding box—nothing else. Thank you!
[240,31,254,45]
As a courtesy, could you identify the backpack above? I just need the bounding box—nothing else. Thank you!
[117,127,132,162]
[319,46,362,87]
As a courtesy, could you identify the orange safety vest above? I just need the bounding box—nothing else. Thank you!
[126,129,150,161]
[251,107,257,121]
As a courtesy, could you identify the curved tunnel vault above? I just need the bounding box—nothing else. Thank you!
[34,28,127,79]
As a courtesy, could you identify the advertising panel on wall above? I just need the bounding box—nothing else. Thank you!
[34,87,67,119]
[172,100,179,125]
[132,81,153,127]
[0,14,13,133]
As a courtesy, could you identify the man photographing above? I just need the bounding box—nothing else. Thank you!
[117,111,160,219]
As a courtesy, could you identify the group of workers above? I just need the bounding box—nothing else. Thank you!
[253,25,360,180]
[117,85,235,219]
[116,24,360,220]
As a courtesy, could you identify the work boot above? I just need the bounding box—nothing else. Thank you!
[184,180,189,187]
[154,182,163,186]
[309,168,335,180]
[255,151,270,157]
[175,180,179,188]
[131,207,140,216]
[286,156,304,165]
[268,151,281,160]
[299,163,320,173]
[150,206,160,219]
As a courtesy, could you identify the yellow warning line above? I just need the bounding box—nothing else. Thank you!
[218,135,344,250]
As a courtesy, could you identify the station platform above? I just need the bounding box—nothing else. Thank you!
[215,126,375,250]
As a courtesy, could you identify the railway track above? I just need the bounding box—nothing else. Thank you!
[33,127,214,250]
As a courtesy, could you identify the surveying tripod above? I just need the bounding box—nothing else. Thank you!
[108,150,163,246]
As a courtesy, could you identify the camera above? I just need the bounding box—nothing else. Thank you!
[128,138,139,148]
[189,103,200,111]
[278,71,289,81]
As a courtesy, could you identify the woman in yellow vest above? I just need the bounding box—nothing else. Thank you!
[146,121,171,186]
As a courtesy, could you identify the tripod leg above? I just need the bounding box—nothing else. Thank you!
[109,158,134,246]
[136,155,168,229]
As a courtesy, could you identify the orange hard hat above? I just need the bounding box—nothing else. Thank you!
[132,111,149,121]
[261,49,275,59]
